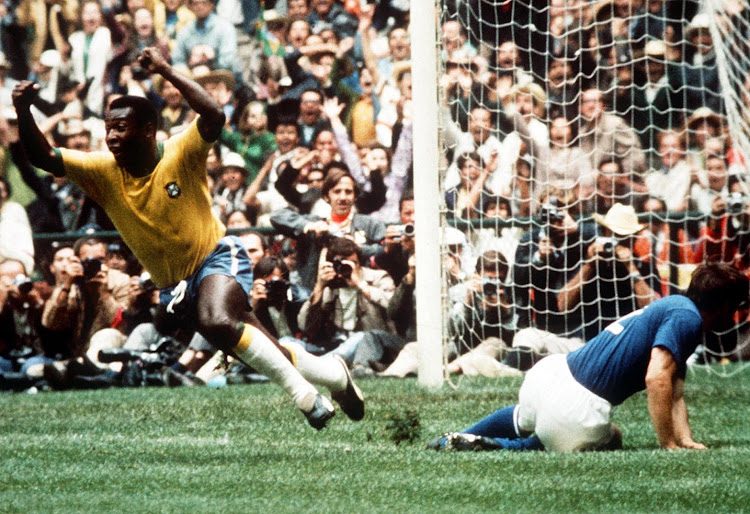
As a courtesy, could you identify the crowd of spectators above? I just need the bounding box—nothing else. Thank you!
[2,0,750,392]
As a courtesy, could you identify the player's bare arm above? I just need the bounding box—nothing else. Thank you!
[645,346,683,450]
[671,378,706,450]
[12,81,65,177]
[138,47,225,143]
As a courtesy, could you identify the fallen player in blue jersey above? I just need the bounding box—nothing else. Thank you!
[428,263,749,452]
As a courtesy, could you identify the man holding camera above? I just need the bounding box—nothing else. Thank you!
[35,240,132,386]
[558,203,660,342]
[299,237,404,377]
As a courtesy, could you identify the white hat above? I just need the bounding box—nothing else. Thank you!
[443,226,467,246]
[592,203,645,236]
[221,152,248,174]
[687,13,711,38]
[39,49,61,68]
[645,40,666,57]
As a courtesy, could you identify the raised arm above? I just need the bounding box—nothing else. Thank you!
[12,81,65,177]
[138,47,225,142]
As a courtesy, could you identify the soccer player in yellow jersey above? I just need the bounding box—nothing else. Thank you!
[13,47,364,430]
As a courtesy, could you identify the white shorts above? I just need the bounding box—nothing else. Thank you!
[517,354,615,452]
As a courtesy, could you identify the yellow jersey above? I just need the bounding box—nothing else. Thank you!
[60,119,226,287]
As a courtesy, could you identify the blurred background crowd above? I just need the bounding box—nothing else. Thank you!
[1,0,749,392]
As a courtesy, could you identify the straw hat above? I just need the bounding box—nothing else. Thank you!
[592,203,645,236]
[686,13,711,39]
[391,61,412,84]
[644,40,667,57]
[195,69,235,91]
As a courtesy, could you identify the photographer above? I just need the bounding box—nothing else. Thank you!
[298,237,404,377]
[38,239,131,388]
[271,167,386,291]
[250,256,316,352]
[0,259,47,390]
[558,203,660,342]
[693,179,750,267]
[373,192,415,286]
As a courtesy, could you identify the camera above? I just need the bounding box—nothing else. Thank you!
[81,257,102,281]
[596,236,618,258]
[264,278,289,304]
[13,274,33,295]
[328,256,353,288]
[398,223,415,238]
[538,196,565,225]
[480,278,503,298]
[139,271,158,294]
[726,192,746,216]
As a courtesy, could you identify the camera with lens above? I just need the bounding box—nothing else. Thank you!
[479,277,503,298]
[596,236,618,258]
[328,256,353,288]
[138,271,158,294]
[726,191,746,216]
[81,257,102,281]
[264,278,289,304]
[13,274,33,295]
[538,196,565,225]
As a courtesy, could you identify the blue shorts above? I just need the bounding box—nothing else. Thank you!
[159,235,254,316]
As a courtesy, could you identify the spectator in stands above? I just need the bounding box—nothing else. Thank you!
[172,0,239,76]
[154,0,195,53]
[211,152,251,224]
[685,107,724,171]
[547,116,594,204]
[0,176,35,275]
[445,250,520,377]
[0,258,46,389]
[39,239,131,388]
[558,203,660,342]
[68,0,119,115]
[645,131,692,212]
[441,20,476,63]
[323,96,413,224]
[153,72,192,135]
[692,180,750,269]
[445,151,499,220]
[307,0,357,40]
[294,88,329,146]
[250,255,316,352]
[591,157,648,216]
[271,166,386,291]
[298,236,403,377]
[682,13,721,114]
[219,100,277,182]
[374,191,415,286]
[578,87,647,176]
[690,153,732,216]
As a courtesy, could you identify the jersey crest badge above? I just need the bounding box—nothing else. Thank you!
[165,182,181,198]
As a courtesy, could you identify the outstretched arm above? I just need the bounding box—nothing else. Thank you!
[138,47,225,142]
[12,82,65,177]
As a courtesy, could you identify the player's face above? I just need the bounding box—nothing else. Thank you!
[325,176,356,216]
[105,107,149,167]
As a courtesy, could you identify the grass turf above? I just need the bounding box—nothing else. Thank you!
[1,367,749,513]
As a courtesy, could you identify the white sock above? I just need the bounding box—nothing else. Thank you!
[282,342,347,392]
[232,325,318,411]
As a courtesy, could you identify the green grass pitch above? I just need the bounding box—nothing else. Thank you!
[1,367,749,513]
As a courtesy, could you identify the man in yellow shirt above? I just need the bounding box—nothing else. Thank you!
[13,47,363,430]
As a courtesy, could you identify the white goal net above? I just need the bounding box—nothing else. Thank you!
[423,0,750,377]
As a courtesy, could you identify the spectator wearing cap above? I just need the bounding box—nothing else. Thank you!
[685,107,725,170]
[195,69,236,121]
[171,0,239,75]
[212,151,251,224]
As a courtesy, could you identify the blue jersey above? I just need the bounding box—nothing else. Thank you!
[567,295,703,406]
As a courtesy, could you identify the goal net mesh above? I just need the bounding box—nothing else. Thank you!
[434,0,750,376]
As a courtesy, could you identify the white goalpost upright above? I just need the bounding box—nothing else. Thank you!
[410,0,444,388]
